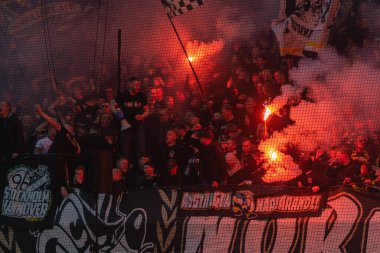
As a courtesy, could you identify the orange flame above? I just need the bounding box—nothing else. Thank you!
[264,106,272,121]
[188,56,196,62]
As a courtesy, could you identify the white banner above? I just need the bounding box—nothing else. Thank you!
[272,0,340,57]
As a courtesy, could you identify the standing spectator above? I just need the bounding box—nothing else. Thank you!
[112,169,127,194]
[351,135,370,165]
[48,93,74,117]
[116,77,150,160]
[329,146,361,185]
[72,165,85,192]
[220,104,241,136]
[104,86,117,107]
[240,139,259,172]
[198,129,228,188]
[138,163,160,188]
[0,100,24,162]
[223,138,246,185]
[241,96,260,141]
[159,129,187,187]
[117,156,135,188]
[174,122,191,145]
[183,144,203,185]
[0,100,24,193]
[35,105,81,155]
[274,70,287,88]
[297,149,330,193]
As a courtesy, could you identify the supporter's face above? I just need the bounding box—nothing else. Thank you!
[176,91,186,102]
[226,155,238,168]
[58,95,66,105]
[329,149,337,160]
[166,130,177,145]
[251,74,260,84]
[100,114,112,128]
[244,115,250,126]
[113,170,122,182]
[156,88,164,101]
[242,141,252,154]
[262,70,271,81]
[0,101,10,118]
[190,115,199,126]
[355,137,367,150]
[166,78,175,88]
[226,139,236,152]
[144,165,155,177]
[74,169,84,185]
[245,97,255,112]
[361,164,367,174]
[159,109,169,122]
[221,109,233,120]
[274,71,282,83]
[336,151,349,164]
[256,57,265,67]
[200,137,212,146]
[48,127,57,139]
[119,159,129,173]
[167,97,174,108]
[174,128,186,138]
[101,103,111,114]
[251,47,261,58]
[311,0,322,8]
[106,88,114,100]
[153,77,163,86]
[131,81,141,93]
[74,88,83,100]
[256,83,264,94]
[150,89,157,99]
[140,156,150,167]
[22,115,33,127]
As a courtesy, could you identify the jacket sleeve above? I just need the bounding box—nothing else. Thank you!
[12,117,25,154]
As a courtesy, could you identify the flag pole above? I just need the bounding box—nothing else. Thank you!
[166,13,214,120]
[117,29,121,95]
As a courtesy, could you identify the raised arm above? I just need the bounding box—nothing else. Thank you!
[35,105,62,132]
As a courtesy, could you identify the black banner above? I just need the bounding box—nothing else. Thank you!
[0,155,63,229]
[1,186,380,252]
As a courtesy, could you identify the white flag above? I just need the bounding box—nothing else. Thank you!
[271,0,340,57]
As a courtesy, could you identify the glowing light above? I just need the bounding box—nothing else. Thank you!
[268,149,279,162]
[264,106,272,121]
[188,56,195,62]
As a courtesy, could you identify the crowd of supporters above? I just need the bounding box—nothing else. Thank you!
[1,39,380,195]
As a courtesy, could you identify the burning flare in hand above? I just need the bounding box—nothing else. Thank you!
[264,106,272,121]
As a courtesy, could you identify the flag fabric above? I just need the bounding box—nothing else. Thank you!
[162,0,204,17]
[271,0,340,57]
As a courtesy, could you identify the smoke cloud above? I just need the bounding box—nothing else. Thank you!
[259,46,380,183]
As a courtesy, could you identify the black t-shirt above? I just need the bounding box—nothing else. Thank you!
[48,127,80,155]
[116,91,147,126]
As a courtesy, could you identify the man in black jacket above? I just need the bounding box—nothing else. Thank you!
[328,146,361,186]
[0,100,24,191]
[198,130,228,188]
[0,101,24,162]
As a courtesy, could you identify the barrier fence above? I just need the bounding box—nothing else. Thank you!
[0,156,380,252]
